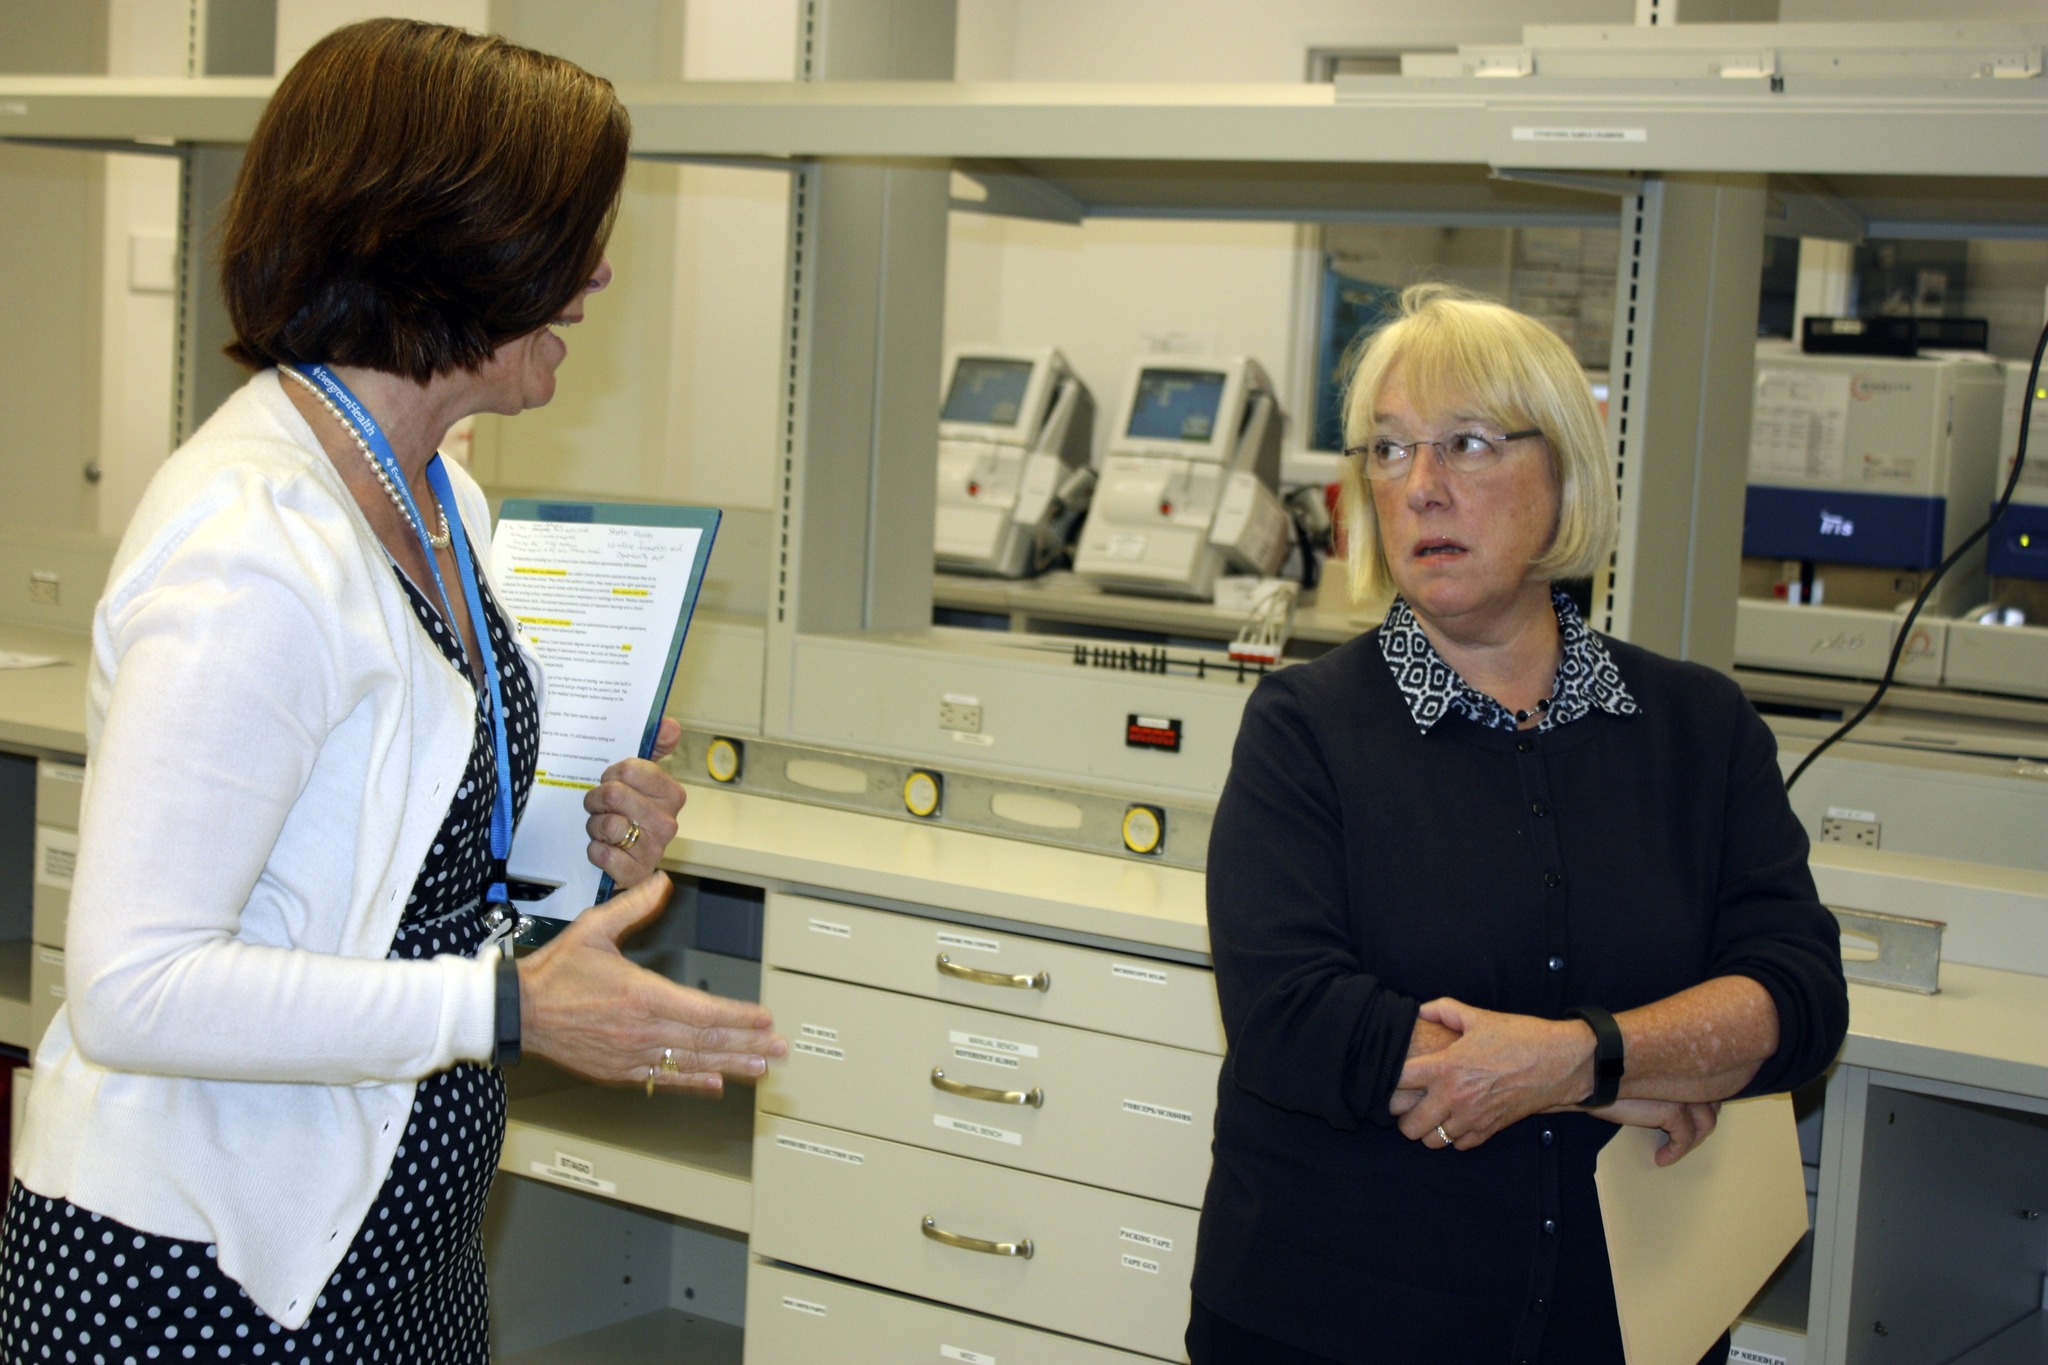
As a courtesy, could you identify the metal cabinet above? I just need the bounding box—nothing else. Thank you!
[748,889,1224,1363]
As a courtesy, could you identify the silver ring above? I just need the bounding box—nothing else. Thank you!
[613,820,644,851]
[1435,1124,1452,1146]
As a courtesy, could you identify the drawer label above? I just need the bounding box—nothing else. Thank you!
[952,1046,1019,1070]
[793,1040,845,1061]
[807,918,852,939]
[1123,1098,1195,1125]
[775,1134,864,1165]
[1111,961,1169,985]
[936,931,1001,954]
[1119,1227,1175,1253]
[38,761,84,786]
[1729,1350,1786,1365]
[1120,1253,1161,1275]
[948,1030,1038,1060]
[530,1152,617,1195]
[934,1114,1022,1147]
[800,1023,839,1042]
[941,1347,996,1364]
[34,826,77,890]
[780,1295,828,1319]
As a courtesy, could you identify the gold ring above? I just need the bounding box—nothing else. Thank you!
[644,1064,657,1098]
[659,1046,680,1075]
[614,820,644,851]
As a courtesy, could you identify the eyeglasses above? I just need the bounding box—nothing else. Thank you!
[1346,428,1544,481]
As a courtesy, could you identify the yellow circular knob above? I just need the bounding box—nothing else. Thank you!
[705,737,742,783]
[1122,805,1164,856]
[903,770,942,818]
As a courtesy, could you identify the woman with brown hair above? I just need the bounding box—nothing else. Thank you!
[0,20,782,1363]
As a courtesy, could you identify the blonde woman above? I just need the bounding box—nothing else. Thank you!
[1189,286,1846,1364]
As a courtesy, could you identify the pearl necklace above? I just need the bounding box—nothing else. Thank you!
[281,365,452,550]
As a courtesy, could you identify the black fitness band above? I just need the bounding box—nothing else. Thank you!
[1566,1005,1624,1108]
[492,952,522,1068]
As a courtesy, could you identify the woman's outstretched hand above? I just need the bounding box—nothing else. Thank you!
[518,871,785,1095]
[584,718,686,888]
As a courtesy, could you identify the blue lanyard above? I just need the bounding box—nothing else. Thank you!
[295,365,517,907]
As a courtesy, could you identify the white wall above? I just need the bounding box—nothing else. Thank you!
[274,0,489,70]
[473,0,798,530]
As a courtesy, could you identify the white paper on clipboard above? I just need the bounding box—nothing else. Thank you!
[488,505,716,925]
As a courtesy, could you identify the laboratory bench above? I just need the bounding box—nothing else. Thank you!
[10,620,2048,1361]
[481,784,2048,1365]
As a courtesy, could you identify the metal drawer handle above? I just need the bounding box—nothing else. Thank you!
[931,1067,1044,1108]
[921,1216,1033,1260]
[936,953,1050,992]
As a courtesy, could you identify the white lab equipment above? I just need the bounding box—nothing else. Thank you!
[1072,357,1288,599]
[1941,361,2048,699]
[934,346,1095,578]
[1735,351,2003,683]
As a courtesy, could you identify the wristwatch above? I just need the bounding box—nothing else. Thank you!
[1566,1005,1624,1108]
[492,953,522,1068]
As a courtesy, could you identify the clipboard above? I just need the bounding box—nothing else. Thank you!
[487,499,721,942]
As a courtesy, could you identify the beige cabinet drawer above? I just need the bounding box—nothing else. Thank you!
[34,760,84,831]
[29,945,63,1051]
[753,1114,1197,1362]
[746,1259,1174,1365]
[765,893,1224,1055]
[760,968,1216,1208]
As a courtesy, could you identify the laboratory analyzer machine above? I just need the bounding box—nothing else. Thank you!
[1735,349,2003,682]
[933,346,1096,578]
[1073,356,1288,599]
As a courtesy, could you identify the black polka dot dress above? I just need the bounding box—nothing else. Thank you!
[1,557,539,1364]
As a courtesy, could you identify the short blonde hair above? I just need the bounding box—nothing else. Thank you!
[1337,283,1617,604]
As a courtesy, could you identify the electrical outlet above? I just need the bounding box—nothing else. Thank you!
[27,571,58,606]
[1820,815,1881,848]
[938,699,983,734]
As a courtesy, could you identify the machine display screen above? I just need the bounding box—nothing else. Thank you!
[1127,369,1226,443]
[942,357,1036,427]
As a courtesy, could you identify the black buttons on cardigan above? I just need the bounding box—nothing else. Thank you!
[1531,799,1550,816]
[1543,869,1564,888]
[1547,956,1564,972]
[1542,1219,1557,1235]
[1517,738,1535,753]
[1532,1299,1548,1315]
[1540,1129,1554,1146]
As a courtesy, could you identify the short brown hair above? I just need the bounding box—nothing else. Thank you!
[1338,283,1617,602]
[220,18,630,381]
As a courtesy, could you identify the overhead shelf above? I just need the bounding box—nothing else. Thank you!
[8,61,2048,232]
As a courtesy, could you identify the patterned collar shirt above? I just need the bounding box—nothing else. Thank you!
[1378,587,1641,735]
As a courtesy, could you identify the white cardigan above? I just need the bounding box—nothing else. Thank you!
[16,371,538,1329]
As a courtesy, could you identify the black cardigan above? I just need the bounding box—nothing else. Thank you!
[1191,627,1848,1365]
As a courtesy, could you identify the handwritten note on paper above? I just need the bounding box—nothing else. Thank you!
[489,517,704,923]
